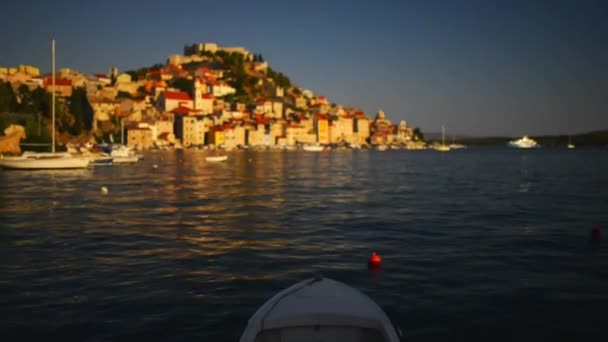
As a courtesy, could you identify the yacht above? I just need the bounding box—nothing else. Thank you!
[507,135,539,148]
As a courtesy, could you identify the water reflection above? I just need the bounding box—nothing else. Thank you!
[2,149,608,341]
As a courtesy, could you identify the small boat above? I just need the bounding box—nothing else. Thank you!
[112,155,139,164]
[110,145,140,164]
[375,145,388,151]
[240,276,401,342]
[507,135,539,148]
[206,155,228,162]
[302,144,324,152]
[432,125,451,152]
[568,136,575,149]
[433,144,450,152]
[90,153,113,166]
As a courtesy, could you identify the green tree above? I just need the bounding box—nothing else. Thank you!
[31,87,51,118]
[17,84,34,113]
[0,81,18,112]
[69,87,93,134]
[116,91,133,100]
[168,78,194,95]
[413,127,424,141]
[222,93,235,103]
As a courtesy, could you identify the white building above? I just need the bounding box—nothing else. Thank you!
[156,90,193,112]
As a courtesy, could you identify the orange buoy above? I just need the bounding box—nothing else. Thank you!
[368,252,382,268]
[591,227,601,241]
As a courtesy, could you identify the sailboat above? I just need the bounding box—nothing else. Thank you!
[449,135,466,149]
[433,125,451,152]
[0,40,90,170]
[568,136,575,149]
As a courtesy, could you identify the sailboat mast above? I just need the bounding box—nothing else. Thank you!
[51,39,55,153]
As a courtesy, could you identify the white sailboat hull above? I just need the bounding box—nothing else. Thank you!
[240,276,400,342]
[0,154,90,170]
[303,145,324,152]
[112,156,139,164]
[206,155,228,162]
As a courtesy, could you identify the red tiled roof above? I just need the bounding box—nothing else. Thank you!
[43,77,72,87]
[201,93,215,100]
[94,73,109,79]
[163,91,192,101]
[170,106,194,114]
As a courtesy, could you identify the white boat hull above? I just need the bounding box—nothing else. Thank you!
[240,276,400,342]
[507,136,539,148]
[112,156,139,164]
[0,154,90,170]
[206,155,228,162]
[303,145,324,152]
[433,145,451,152]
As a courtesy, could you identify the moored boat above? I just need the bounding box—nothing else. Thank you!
[432,125,451,152]
[89,153,113,166]
[240,276,401,342]
[0,152,90,170]
[206,155,228,162]
[302,144,324,152]
[0,40,90,170]
[507,135,539,148]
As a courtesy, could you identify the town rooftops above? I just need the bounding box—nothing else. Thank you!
[163,91,192,101]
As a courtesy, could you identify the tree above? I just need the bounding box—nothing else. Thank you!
[31,87,51,118]
[223,93,235,103]
[116,91,133,100]
[413,127,424,141]
[0,81,18,113]
[69,87,93,134]
[168,78,194,95]
[17,84,34,113]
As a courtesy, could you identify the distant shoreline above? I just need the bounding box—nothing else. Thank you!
[427,130,608,147]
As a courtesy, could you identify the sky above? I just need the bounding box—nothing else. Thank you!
[1,0,607,136]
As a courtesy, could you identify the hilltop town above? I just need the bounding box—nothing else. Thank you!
[0,42,424,150]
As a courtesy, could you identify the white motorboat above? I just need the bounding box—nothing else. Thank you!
[110,145,141,164]
[0,40,89,170]
[375,145,388,151]
[302,144,325,152]
[507,135,539,148]
[206,155,228,162]
[240,276,401,342]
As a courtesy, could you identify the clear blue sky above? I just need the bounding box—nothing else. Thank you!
[2,0,606,136]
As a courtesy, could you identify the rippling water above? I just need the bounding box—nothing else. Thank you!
[1,148,607,341]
